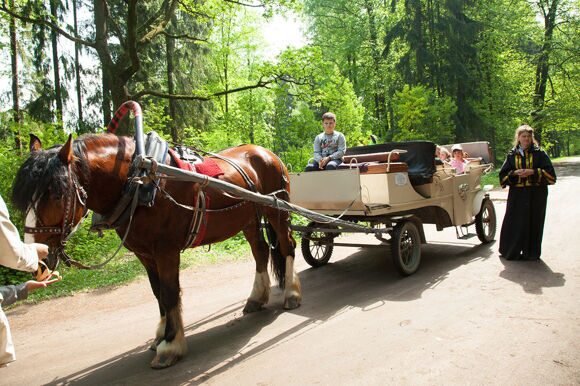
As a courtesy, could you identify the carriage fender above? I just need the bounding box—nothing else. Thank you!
[472,185,493,216]
[405,216,427,244]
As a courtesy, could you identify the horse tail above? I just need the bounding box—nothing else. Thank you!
[265,151,295,289]
[266,221,286,289]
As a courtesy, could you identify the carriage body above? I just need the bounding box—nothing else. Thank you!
[289,141,496,275]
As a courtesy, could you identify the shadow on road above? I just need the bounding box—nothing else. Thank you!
[498,258,565,294]
[45,237,496,385]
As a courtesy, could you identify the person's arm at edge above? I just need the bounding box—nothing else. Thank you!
[0,283,28,308]
[0,202,39,272]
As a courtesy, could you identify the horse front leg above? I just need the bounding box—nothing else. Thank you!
[242,226,271,313]
[139,257,165,351]
[150,253,187,369]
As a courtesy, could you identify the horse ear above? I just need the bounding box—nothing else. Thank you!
[29,134,42,152]
[58,134,74,165]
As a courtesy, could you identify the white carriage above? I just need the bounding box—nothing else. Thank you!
[289,141,496,276]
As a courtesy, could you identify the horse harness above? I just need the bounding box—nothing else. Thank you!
[24,163,90,269]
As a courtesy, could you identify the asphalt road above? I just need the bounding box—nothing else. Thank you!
[2,160,579,385]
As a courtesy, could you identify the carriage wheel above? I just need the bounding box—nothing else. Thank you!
[301,222,336,268]
[475,197,496,243]
[391,221,421,276]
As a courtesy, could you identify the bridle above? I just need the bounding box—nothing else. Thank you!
[24,163,89,268]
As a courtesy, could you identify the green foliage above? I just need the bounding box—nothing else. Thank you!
[480,168,499,188]
[392,85,456,143]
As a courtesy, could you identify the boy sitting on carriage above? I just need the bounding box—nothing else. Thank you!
[304,112,347,171]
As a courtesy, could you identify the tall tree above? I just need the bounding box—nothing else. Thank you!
[72,0,83,128]
[49,0,63,127]
[531,0,560,142]
[165,18,178,141]
[9,0,21,150]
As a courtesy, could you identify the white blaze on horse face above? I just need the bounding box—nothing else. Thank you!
[24,206,37,243]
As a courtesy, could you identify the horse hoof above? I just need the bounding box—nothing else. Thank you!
[284,296,301,310]
[243,300,264,314]
[150,353,180,369]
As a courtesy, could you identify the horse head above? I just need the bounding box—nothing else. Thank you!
[12,134,89,270]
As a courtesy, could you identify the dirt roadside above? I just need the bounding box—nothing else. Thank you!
[2,161,579,386]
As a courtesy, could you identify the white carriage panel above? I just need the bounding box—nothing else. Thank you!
[451,173,475,225]
[359,172,425,206]
[359,174,389,204]
[289,169,365,211]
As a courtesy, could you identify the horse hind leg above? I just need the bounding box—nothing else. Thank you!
[264,216,301,310]
[242,226,271,313]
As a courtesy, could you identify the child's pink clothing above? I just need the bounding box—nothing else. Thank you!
[449,158,468,174]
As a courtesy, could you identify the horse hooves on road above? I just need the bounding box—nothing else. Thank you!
[243,300,264,313]
[284,296,301,310]
[150,354,181,369]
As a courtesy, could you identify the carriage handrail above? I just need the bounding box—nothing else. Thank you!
[136,155,384,235]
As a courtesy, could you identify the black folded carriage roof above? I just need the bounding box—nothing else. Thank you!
[345,141,436,185]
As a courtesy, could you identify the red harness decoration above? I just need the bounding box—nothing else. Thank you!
[167,149,225,248]
[167,149,224,177]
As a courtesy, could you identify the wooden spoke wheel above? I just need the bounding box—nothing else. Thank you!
[301,222,337,268]
[475,198,496,244]
[391,221,421,276]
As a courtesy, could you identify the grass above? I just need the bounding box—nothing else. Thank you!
[481,168,499,188]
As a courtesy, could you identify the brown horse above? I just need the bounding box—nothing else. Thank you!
[12,133,301,368]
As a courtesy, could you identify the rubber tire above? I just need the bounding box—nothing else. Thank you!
[391,221,422,276]
[475,197,496,243]
[301,222,335,268]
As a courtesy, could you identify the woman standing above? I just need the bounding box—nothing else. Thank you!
[499,125,556,260]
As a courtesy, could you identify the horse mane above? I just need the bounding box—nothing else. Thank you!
[10,135,106,213]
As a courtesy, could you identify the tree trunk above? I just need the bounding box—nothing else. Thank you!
[73,0,83,130]
[166,25,178,142]
[412,0,425,84]
[101,70,111,126]
[532,0,559,143]
[9,0,21,151]
[94,0,131,131]
[50,0,63,128]
[364,0,387,135]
